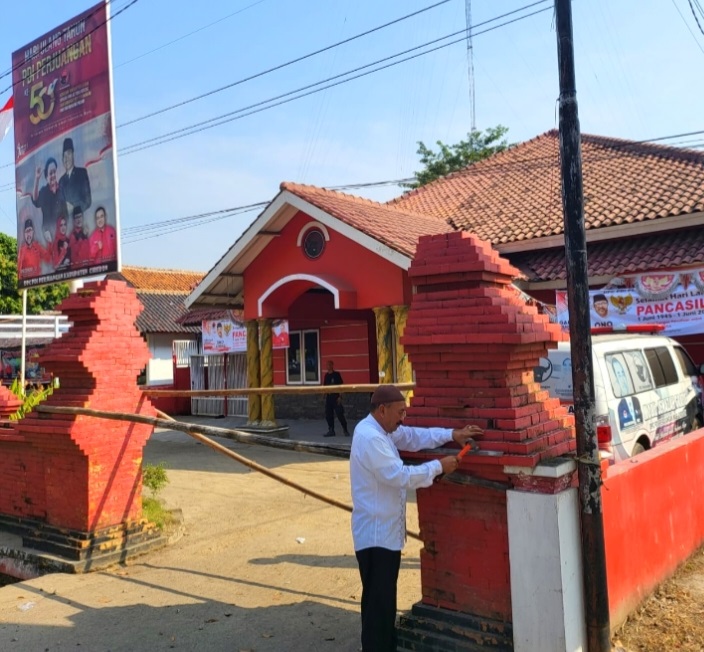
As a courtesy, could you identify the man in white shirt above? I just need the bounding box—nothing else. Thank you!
[350,384,483,651]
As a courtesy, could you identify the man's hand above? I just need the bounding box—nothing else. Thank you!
[439,455,458,475]
[451,425,484,448]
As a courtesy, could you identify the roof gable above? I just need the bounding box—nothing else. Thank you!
[186,183,452,309]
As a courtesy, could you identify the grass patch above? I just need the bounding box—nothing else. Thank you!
[142,497,176,531]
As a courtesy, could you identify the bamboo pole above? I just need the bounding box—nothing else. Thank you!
[34,403,422,541]
[143,383,415,398]
[37,404,353,458]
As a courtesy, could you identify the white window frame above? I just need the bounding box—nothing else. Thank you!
[285,329,321,385]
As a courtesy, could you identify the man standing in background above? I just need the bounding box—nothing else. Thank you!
[323,360,350,437]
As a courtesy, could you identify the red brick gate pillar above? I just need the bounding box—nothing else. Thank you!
[15,279,158,564]
[397,232,578,650]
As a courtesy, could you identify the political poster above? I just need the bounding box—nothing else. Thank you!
[202,319,247,353]
[272,319,290,349]
[12,1,120,289]
[556,267,704,336]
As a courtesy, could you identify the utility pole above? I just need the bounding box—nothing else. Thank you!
[554,1,611,651]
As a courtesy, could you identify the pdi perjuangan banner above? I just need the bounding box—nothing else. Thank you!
[556,268,704,336]
[13,1,120,289]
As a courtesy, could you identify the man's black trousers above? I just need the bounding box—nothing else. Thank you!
[355,546,402,652]
[325,398,347,432]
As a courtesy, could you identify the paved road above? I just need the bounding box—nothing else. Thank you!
[0,415,426,652]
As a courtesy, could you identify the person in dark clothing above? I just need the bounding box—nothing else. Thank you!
[59,137,92,213]
[32,157,68,243]
[323,360,350,437]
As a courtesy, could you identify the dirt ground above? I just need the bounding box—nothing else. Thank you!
[1,421,703,651]
[613,546,704,651]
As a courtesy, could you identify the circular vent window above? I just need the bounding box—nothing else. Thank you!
[302,228,325,259]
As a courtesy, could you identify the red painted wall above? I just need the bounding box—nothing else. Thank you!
[603,427,704,626]
[243,210,410,320]
[272,290,376,385]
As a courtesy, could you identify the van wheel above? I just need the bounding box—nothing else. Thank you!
[693,415,703,431]
[632,442,647,456]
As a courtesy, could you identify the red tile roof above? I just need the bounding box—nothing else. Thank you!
[510,228,704,282]
[118,266,204,293]
[281,182,453,258]
[390,130,704,244]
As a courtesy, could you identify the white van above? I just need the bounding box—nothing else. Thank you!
[534,333,702,462]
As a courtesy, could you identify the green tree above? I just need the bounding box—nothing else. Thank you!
[0,232,69,314]
[405,125,510,189]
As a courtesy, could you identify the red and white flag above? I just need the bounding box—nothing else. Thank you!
[0,96,13,144]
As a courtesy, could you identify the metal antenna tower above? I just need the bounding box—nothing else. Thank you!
[465,0,476,130]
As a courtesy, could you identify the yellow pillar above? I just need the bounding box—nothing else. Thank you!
[246,320,261,425]
[258,318,277,426]
[373,306,394,384]
[392,304,413,402]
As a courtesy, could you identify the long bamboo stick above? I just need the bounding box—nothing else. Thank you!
[34,404,423,541]
[142,383,415,398]
[37,405,353,458]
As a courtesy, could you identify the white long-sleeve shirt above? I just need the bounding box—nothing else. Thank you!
[350,413,454,551]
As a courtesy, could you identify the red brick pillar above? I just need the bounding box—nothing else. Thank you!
[15,280,157,562]
[397,232,575,650]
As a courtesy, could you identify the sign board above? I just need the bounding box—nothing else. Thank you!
[13,1,120,288]
[202,319,247,353]
[556,267,704,336]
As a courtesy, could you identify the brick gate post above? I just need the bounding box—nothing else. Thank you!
[14,279,159,565]
[398,232,581,651]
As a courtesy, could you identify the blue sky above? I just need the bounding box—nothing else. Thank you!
[1,0,703,272]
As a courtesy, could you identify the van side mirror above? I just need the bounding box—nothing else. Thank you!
[700,363,704,375]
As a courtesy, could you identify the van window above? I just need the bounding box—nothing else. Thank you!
[674,346,698,377]
[645,347,679,388]
[605,353,634,398]
[622,350,653,393]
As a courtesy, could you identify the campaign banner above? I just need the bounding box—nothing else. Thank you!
[272,319,290,349]
[13,1,120,289]
[202,319,247,353]
[556,267,704,336]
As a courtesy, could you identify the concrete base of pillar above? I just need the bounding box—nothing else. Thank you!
[240,422,290,438]
[397,602,513,651]
[0,511,182,577]
[507,486,586,652]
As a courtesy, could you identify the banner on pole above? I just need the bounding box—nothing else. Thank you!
[202,319,247,353]
[556,267,704,336]
[12,1,120,289]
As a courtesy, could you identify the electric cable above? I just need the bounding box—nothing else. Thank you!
[116,0,269,68]
[117,0,455,128]
[0,0,140,94]
[120,4,554,155]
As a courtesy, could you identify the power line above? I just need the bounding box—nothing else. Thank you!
[120,4,554,155]
[688,0,704,35]
[116,0,268,68]
[117,0,454,128]
[0,0,141,95]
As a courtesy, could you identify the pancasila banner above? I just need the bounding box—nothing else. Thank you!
[556,268,704,336]
[13,1,120,289]
[202,319,247,354]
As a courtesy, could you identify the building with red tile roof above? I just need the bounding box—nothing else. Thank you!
[184,130,704,419]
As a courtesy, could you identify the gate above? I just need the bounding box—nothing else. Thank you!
[189,354,246,417]
[226,353,248,417]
